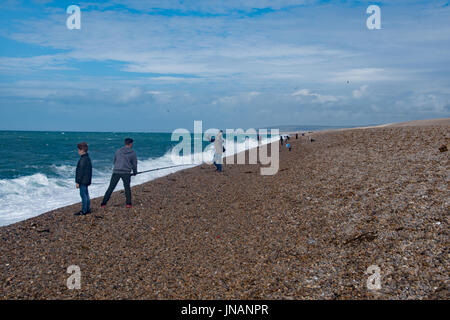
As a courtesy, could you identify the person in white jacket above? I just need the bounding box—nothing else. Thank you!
[213,130,224,172]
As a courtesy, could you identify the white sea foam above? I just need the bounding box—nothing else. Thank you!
[0,135,278,226]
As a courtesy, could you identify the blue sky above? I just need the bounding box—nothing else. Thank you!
[0,0,449,131]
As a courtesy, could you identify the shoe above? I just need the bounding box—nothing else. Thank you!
[83,210,91,215]
[100,204,106,209]
[74,211,83,216]
[126,204,132,208]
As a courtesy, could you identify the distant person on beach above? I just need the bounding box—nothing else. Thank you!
[286,143,292,151]
[74,142,92,216]
[101,138,138,209]
[296,133,298,139]
[213,130,224,172]
[280,136,283,146]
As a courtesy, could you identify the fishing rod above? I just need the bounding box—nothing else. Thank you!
[135,164,193,175]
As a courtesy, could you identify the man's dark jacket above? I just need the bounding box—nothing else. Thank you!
[76,153,92,186]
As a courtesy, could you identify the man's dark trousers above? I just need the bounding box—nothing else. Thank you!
[101,173,132,206]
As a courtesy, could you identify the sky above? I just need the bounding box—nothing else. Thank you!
[0,0,449,132]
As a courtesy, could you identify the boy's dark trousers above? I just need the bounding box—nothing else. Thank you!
[79,184,91,213]
[101,173,132,206]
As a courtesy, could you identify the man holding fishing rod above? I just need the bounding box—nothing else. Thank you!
[101,138,137,209]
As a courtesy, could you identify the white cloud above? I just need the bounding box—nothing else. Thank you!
[0,55,72,73]
[292,89,338,103]
[4,7,354,79]
[330,68,396,83]
[395,93,450,114]
[353,85,369,99]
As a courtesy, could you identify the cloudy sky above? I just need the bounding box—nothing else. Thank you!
[0,0,449,131]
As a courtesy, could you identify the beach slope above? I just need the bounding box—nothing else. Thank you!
[1,119,449,299]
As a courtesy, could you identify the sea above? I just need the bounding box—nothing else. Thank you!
[0,126,350,226]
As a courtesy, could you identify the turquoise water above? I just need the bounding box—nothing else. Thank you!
[0,131,178,180]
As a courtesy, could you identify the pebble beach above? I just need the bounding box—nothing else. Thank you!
[1,119,448,300]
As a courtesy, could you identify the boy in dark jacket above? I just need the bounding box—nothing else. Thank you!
[75,142,92,216]
[101,138,138,208]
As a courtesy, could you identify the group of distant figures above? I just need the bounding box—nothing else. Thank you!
[280,132,315,151]
[280,134,292,151]
[279,132,315,152]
